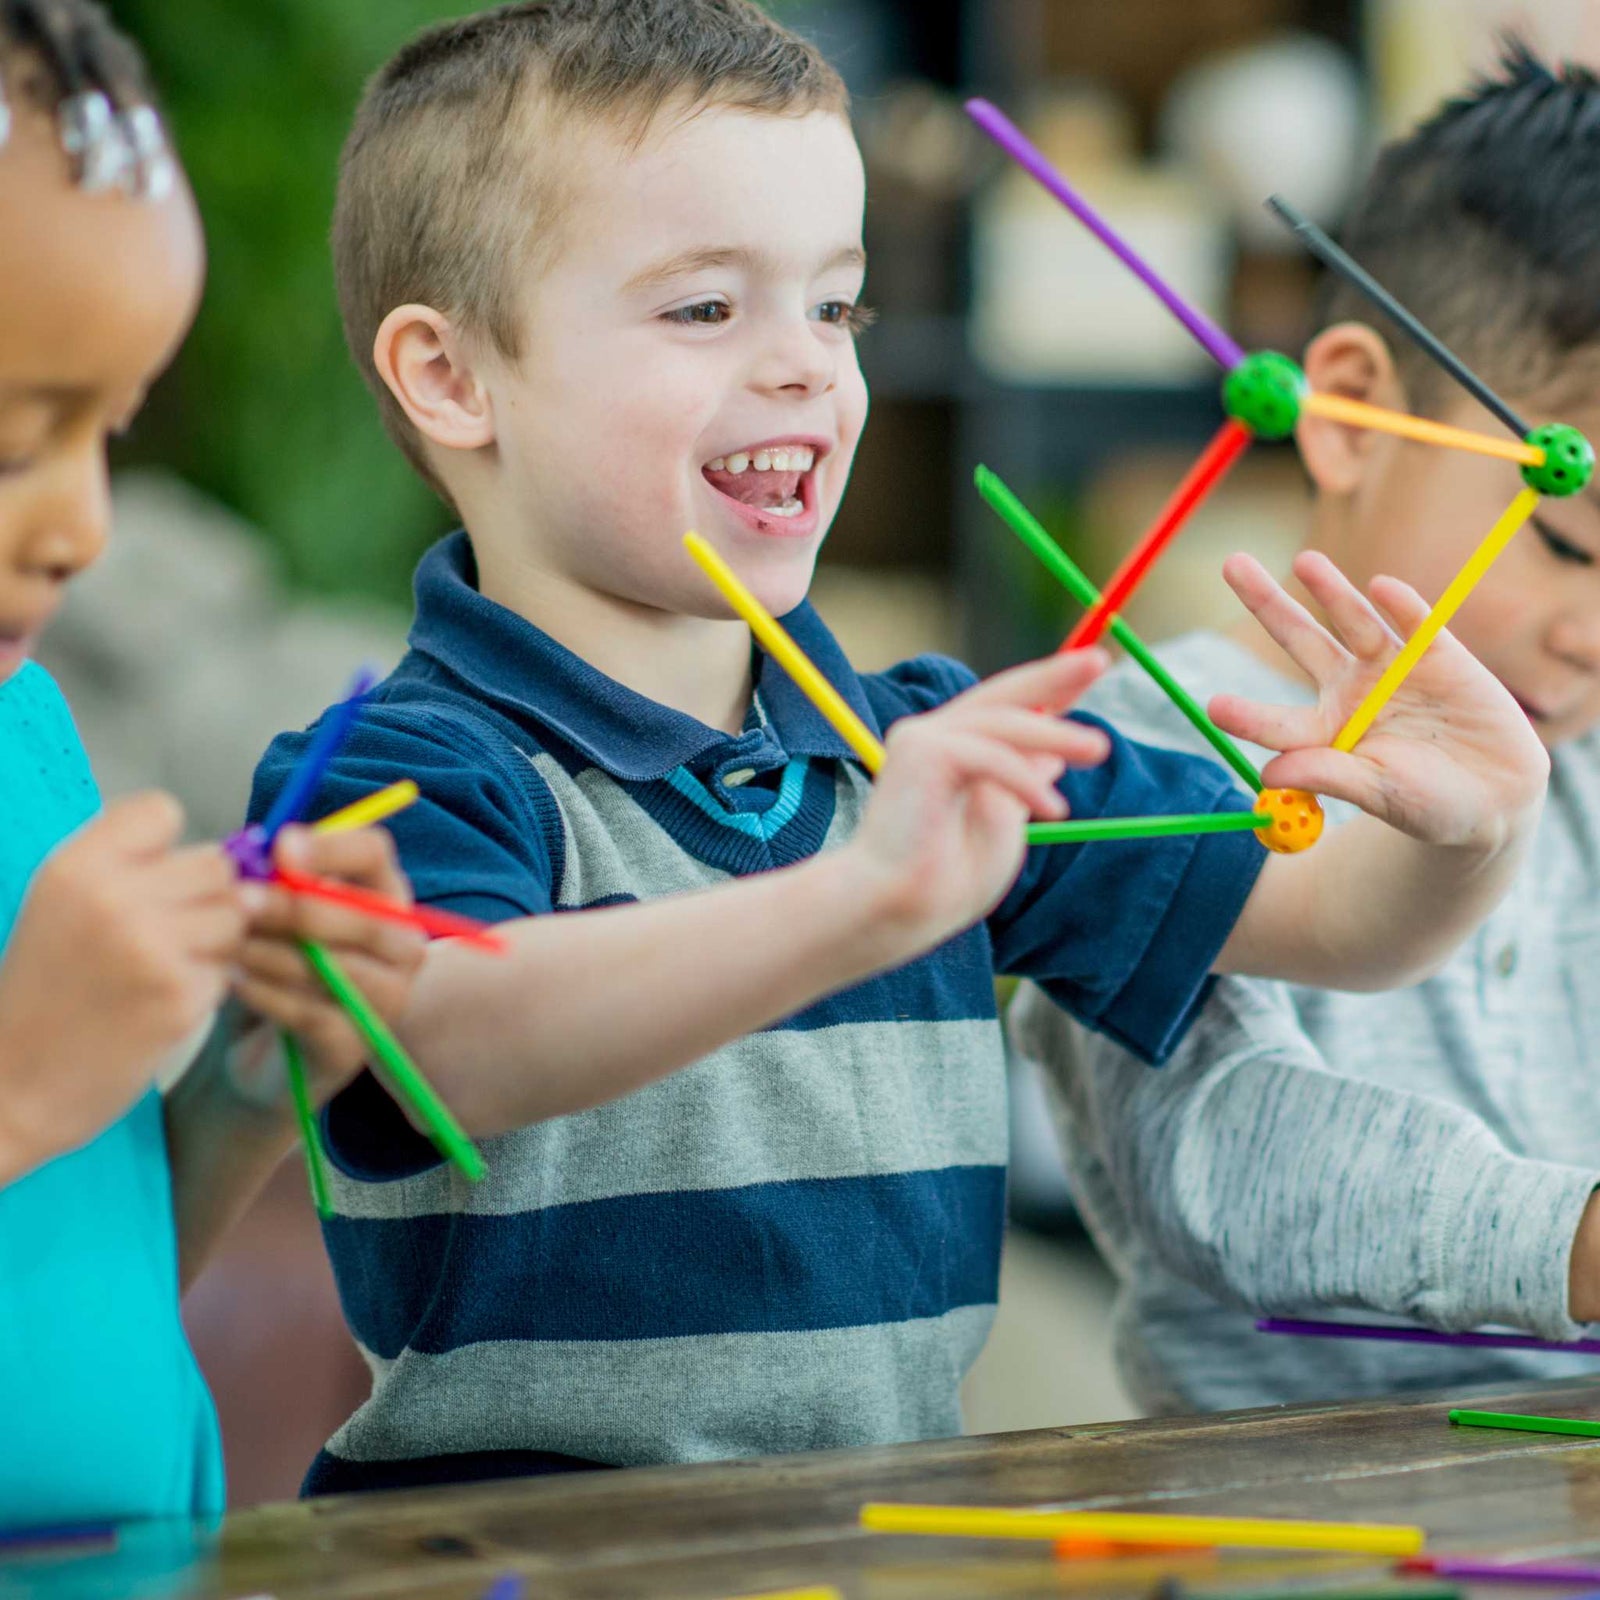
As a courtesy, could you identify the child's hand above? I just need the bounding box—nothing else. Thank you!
[229,825,426,1105]
[848,650,1111,945]
[0,793,244,1178]
[1212,551,1548,851]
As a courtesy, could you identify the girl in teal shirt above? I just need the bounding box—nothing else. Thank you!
[0,3,425,1527]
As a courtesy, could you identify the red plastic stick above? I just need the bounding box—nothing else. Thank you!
[1064,418,1253,650]
[272,866,507,952]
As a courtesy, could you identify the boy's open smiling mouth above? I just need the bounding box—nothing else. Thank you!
[702,436,828,537]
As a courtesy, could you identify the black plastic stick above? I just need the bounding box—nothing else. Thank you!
[1266,195,1530,439]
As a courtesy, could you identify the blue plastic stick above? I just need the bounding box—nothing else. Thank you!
[258,666,378,845]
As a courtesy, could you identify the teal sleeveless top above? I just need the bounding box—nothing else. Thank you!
[0,663,223,1528]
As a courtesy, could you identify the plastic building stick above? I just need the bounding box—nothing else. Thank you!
[299,940,485,1181]
[684,532,886,773]
[283,1033,333,1219]
[1265,196,1530,438]
[273,865,507,952]
[258,666,379,844]
[1449,1408,1600,1439]
[859,1504,1426,1556]
[313,780,419,836]
[975,467,1264,792]
[967,100,1245,370]
[1027,811,1269,845]
[1257,1316,1600,1356]
[1333,487,1541,751]
[1301,393,1544,467]
[1066,420,1254,649]
[723,1591,843,1600]
[1404,1555,1600,1584]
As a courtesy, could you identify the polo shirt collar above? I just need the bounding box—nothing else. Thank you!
[406,532,882,783]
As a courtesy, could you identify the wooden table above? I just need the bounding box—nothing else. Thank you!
[20,1377,1600,1599]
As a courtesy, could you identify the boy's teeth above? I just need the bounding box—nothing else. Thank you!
[705,446,815,474]
[766,497,804,518]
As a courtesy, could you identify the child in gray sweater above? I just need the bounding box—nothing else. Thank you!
[1011,43,1600,1412]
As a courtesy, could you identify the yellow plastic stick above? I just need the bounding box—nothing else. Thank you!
[859,1504,1425,1556]
[724,1590,842,1600]
[1333,487,1541,751]
[683,532,885,774]
[312,780,420,835]
[1302,392,1545,468]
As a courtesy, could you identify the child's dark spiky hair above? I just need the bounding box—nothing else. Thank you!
[1318,38,1600,413]
[0,0,173,197]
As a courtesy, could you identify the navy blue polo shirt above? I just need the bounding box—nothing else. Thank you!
[250,531,1264,1495]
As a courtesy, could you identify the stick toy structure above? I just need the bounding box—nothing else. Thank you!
[224,673,489,1200]
[967,98,1595,775]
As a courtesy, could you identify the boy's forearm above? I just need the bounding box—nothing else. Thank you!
[1217,811,1535,990]
[165,1037,299,1292]
[403,846,926,1136]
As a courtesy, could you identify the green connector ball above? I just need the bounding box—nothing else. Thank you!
[1221,351,1306,440]
[1522,422,1595,497]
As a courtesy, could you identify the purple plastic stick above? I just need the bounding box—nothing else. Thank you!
[1257,1316,1600,1357]
[965,97,1246,371]
[1409,1557,1600,1585]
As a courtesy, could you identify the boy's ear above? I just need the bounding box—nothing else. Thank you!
[1296,322,1408,495]
[373,305,496,453]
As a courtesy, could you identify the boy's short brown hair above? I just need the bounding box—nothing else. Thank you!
[333,0,850,493]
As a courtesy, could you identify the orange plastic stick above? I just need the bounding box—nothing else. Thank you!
[1302,392,1544,467]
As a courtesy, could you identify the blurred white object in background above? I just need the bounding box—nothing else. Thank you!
[969,88,1228,382]
[37,472,408,840]
[1161,33,1367,250]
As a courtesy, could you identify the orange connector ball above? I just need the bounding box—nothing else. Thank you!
[1256,787,1324,853]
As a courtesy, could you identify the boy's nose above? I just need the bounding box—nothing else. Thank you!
[751,323,834,399]
[1548,608,1600,673]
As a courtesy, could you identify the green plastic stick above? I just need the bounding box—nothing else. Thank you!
[1027,811,1269,845]
[1449,1407,1600,1438]
[282,1032,333,1220]
[975,466,1264,794]
[299,939,485,1182]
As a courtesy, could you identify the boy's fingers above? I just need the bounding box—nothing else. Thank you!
[176,901,250,960]
[932,730,1070,819]
[958,648,1110,713]
[1258,747,1369,809]
[1366,573,1434,640]
[1209,692,1320,754]
[1224,554,1347,683]
[1293,551,1397,663]
[939,707,1111,767]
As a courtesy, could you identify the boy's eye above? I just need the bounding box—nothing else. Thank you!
[663,300,731,327]
[813,299,877,336]
[1535,518,1596,566]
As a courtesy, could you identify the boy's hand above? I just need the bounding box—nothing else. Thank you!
[229,825,425,1106]
[1211,551,1548,851]
[0,792,245,1178]
[848,650,1112,946]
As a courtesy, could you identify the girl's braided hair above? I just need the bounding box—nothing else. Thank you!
[0,0,173,197]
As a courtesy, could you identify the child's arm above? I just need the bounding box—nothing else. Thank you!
[1013,978,1594,1344]
[387,651,1112,1138]
[164,826,424,1289]
[1214,551,1547,989]
[0,794,244,1188]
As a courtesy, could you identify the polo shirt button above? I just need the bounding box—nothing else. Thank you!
[723,768,756,788]
[1494,942,1518,978]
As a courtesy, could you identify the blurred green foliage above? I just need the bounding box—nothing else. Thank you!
[110,0,454,605]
